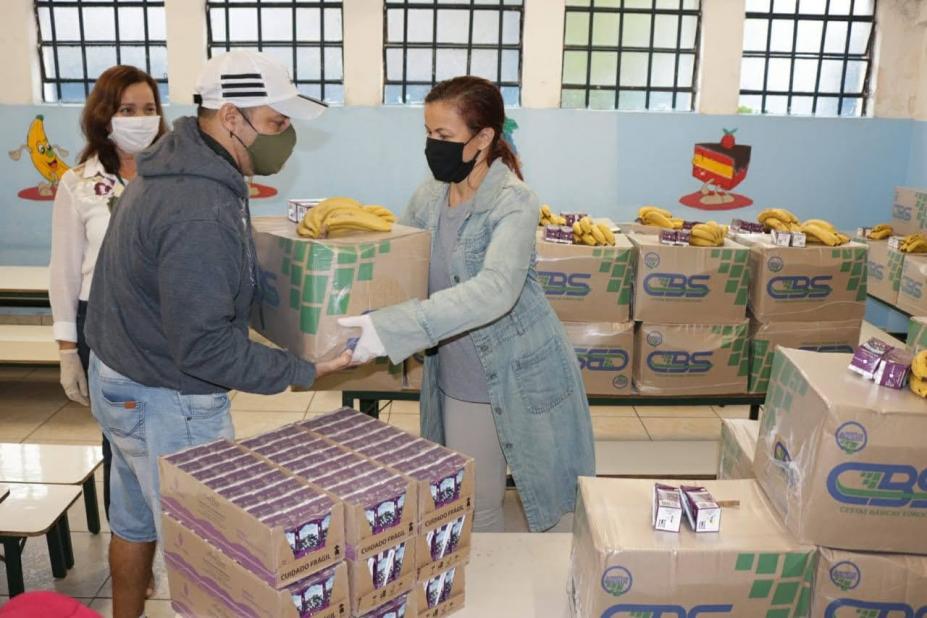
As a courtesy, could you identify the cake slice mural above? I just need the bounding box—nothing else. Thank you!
[679,129,753,210]
[8,115,70,201]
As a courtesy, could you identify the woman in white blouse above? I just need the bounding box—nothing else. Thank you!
[49,65,167,520]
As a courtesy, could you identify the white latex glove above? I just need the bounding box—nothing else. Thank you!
[337,315,387,364]
[59,348,90,406]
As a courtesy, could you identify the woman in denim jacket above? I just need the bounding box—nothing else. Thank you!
[342,77,595,532]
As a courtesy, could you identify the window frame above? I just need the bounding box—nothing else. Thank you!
[739,0,878,116]
[382,0,525,105]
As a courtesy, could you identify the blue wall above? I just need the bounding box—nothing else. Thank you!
[0,102,920,265]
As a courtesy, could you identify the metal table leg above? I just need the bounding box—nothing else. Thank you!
[82,477,101,535]
[341,392,354,408]
[750,403,761,421]
[59,514,74,569]
[1,536,26,596]
[358,398,380,419]
[45,522,68,578]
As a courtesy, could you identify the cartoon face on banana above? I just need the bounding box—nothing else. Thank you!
[9,114,70,193]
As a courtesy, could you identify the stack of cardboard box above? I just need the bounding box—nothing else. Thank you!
[536,235,637,396]
[718,418,759,480]
[908,316,927,353]
[754,348,927,614]
[161,407,473,617]
[744,239,866,393]
[629,233,751,395]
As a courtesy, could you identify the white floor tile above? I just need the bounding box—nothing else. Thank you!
[0,532,110,597]
[308,390,345,413]
[231,411,305,439]
[640,417,722,441]
[713,405,753,419]
[635,405,717,418]
[591,416,650,441]
[26,404,101,443]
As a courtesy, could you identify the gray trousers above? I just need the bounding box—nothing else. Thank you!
[442,395,507,532]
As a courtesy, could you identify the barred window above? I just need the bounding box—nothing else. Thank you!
[561,0,701,111]
[207,0,344,104]
[34,0,169,103]
[383,1,524,106]
[739,0,877,116]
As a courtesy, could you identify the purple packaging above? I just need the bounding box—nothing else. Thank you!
[366,540,408,590]
[543,224,563,244]
[676,229,692,246]
[563,212,588,227]
[423,565,457,609]
[427,514,467,562]
[680,484,721,533]
[732,219,765,234]
[681,220,702,230]
[849,338,895,380]
[359,591,413,618]
[659,230,678,245]
[287,564,339,618]
[874,348,913,389]
[164,439,237,465]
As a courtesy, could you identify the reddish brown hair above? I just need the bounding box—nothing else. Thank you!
[79,65,168,176]
[425,76,523,180]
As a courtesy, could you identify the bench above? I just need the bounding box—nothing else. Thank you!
[0,483,81,596]
[0,443,104,535]
[0,267,54,364]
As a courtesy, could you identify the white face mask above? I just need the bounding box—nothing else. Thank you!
[109,115,161,154]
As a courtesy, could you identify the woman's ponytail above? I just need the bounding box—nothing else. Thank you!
[492,136,523,180]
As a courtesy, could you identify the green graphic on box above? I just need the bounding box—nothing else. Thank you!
[887,249,905,292]
[749,338,774,394]
[734,551,816,618]
[596,246,635,307]
[908,319,927,354]
[278,237,390,335]
[711,247,751,306]
[832,247,868,301]
[710,323,750,377]
[762,352,809,434]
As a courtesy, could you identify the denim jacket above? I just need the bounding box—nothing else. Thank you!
[371,160,596,531]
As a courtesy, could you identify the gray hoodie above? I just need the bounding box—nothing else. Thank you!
[85,116,315,394]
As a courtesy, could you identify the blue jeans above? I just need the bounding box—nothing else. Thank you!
[88,352,234,543]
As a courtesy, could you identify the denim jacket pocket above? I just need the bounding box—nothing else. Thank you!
[512,337,574,415]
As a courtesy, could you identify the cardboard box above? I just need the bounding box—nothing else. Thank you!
[563,322,634,396]
[359,590,418,618]
[748,240,868,322]
[898,255,927,316]
[301,409,475,533]
[865,239,906,306]
[404,352,426,391]
[251,217,430,363]
[812,548,927,617]
[719,419,759,480]
[634,321,749,395]
[346,537,416,615]
[159,441,345,589]
[535,234,634,323]
[748,318,862,393]
[239,426,418,566]
[908,316,927,353]
[629,234,750,324]
[163,515,349,618]
[417,561,466,618]
[891,186,927,236]
[416,510,472,581]
[570,478,815,618]
[312,358,404,392]
[754,348,927,554]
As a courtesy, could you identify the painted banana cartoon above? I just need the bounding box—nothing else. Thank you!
[9,114,70,198]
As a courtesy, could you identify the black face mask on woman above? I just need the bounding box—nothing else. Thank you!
[424,136,480,183]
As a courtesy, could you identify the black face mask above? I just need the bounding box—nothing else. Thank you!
[425,136,480,183]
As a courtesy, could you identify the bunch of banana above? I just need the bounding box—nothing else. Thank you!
[639,206,684,229]
[297,197,394,239]
[572,216,616,246]
[867,224,893,240]
[539,204,567,226]
[801,220,849,246]
[898,234,927,254]
[757,208,799,232]
[690,221,726,247]
[910,351,927,398]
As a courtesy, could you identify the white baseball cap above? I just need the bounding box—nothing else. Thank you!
[193,49,327,120]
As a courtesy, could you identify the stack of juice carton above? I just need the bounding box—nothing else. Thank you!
[161,407,473,617]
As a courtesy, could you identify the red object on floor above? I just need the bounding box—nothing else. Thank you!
[0,591,101,617]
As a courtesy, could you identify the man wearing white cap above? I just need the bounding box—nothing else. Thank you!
[84,50,350,618]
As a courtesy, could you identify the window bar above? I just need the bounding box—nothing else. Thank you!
[204,3,213,59]
[47,5,63,101]
[811,0,832,114]
[614,0,625,109]
[76,0,90,97]
[785,0,800,113]
[671,0,683,109]
[644,0,656,109]
[583,0,595,108]
[837,0,856,116]
[113,3,122,64]
[860,13,875,115]
[431,4,438,86]
[142,0,152,75]
[257,4,264,52]
[291,3,298,94]
[466,0,476,77]
[496,1,504,85]
[402,3,410,103]
[224,1,232,52]
[690,6,703,110]
[760,8,774,113]
[320,5,326,102]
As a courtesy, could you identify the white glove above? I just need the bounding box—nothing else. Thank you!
[337,315,387,364]
[59,348,90,406]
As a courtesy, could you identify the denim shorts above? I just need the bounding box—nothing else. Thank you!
[88,352,234,543]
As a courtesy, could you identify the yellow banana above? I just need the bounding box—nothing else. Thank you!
[597,223,616,246]
[580,217,593,234]
[802,219,837,232]
[591,225,606,245]
[912,351,927,380]
[910,374,927,398]
[639,205,673,219]
[670,218,685,230]
[763,217,789,232]
[690,236,718,247]
[581,233,597,246]
[541,204,553,218]
[642,211,675,228]
[363,205,397,222]
[801,223,841,246]
[868,228,892,240]
[573,222,583,236]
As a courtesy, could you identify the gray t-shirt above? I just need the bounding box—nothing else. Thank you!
[428,197,491,403]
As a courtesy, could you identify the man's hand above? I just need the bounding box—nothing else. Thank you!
[315,349,353,378]
[59,348,90,406]
[337,315,387,364]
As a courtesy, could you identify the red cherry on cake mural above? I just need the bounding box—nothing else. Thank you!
[721,128,737,149]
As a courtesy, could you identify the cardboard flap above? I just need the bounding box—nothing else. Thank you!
[252,216,425,244]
